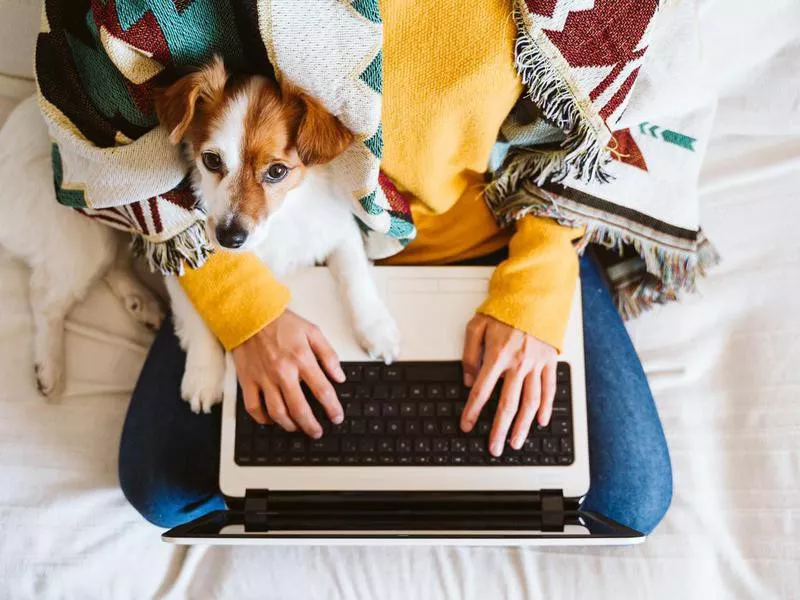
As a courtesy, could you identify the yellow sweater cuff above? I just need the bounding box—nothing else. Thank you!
[477,216,582,352]
[178,250,290,351]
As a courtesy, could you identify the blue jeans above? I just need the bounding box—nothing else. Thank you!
[118,256,672,533]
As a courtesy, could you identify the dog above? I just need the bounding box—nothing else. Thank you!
[153,58,400,413]
[0,97,165,398]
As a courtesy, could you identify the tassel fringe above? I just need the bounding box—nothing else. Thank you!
[131,221,215,276]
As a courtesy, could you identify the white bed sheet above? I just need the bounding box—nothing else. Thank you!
[0,0,798,598]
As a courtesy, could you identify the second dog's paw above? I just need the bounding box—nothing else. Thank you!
[356,311,401,364]
[124,292,165,333]
[181,361,225,414]
[34,360,64,401]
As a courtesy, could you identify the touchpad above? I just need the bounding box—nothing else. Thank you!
[386,277,488,361]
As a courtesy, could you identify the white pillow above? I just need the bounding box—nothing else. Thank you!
[0,0,40,79]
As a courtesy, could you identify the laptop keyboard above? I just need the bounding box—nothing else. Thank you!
[235,361,574,467]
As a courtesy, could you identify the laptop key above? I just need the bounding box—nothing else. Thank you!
[344,456,359,464]
[433,456,448,465]
[445,384,460,399]
[254,439,269,455]
[560,437,573,454]
[414,438,431,453]
[436,402,452,417]
[271,438,287,452]
[368,419,384,434]
[551,418,570,435]
[387,419,402,435]
[427,385,443,400]
[378,439,393,453]
[372,384,389,400]
[363,402,379,417]
[423,419,438,435]
[469,439,485,453]
[400,402,416,417]
[325,456,342,464]
[410,385,425,399]
[337,385,355,401]
[345,365,362,382]
[542,438,558,454]
[419,403,434,417]
[382,402,399,417]
[382,366,401,381]
[441,419,457,435]
[398,456,412,465]
[433,438,449,453]
[364,365,381,381]
[350,418,366,434]
[355,385,371,399]
[341,439,357,453]
[344,402,361,417]
[290,439,306,453]
[391,385,407,399]
[451,439,467,453]
[405,420,421,435]
[397,438,412,453]
[359,439,376,453]
[414,456,431,465]
[452,456,466,464]
[379,456,395,464]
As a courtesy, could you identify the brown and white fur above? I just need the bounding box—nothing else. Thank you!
[0,97,165,398]
[155,59,400,413]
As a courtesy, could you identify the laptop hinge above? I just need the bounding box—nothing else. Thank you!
[244,489,569,533]
[244,489,270,531]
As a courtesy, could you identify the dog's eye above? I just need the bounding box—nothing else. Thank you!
[264,164,289,183]
[201,152,223,172]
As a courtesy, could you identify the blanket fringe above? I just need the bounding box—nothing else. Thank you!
[131,221,214,276]
[487,187,720,319]
[486,2,614,211]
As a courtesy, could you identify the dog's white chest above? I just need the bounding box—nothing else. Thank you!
[249,173,354,279]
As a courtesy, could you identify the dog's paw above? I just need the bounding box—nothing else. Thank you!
[181,357,225,414]
[356,308,401,364]
[123,292,165,333]
[34,360,64,400]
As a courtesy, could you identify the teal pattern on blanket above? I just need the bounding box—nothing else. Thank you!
[115,0,246,69]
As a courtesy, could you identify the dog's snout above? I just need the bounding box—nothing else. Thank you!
[215,221,248,249]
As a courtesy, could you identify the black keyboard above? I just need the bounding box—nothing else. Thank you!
[235,361,574,467]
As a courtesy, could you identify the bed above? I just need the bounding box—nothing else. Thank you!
[1,1,798,598]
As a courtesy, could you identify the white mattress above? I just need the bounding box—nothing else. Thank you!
[1,0,799,598]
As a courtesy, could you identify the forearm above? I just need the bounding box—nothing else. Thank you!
[477,216,583,352]
[179,250,290,351]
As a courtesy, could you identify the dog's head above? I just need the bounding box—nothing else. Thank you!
[154,57,353,251]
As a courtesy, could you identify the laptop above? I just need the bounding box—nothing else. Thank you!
[164,266,644,545]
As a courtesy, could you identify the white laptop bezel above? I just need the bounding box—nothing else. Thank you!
[219,266,589,499]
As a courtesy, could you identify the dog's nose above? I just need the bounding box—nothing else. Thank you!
[215,222,248,249]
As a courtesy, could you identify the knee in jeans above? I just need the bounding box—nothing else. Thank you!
[119,468,182,528]
[632,448,673,535]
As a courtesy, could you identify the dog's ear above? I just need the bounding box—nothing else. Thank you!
[283,82,354,165]
[155,56,228,145]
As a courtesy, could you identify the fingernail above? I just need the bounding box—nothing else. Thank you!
[490,441,502,457]
[335,365,346,382]
[332,413,344,425]
[312,429,323,439]
[464,374,474,387]
[462,420,473,433]
[511,437,523,450]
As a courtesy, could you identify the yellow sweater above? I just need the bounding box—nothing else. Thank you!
[180,0,580,352]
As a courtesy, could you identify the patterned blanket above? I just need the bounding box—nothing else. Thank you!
[36,0,716,317]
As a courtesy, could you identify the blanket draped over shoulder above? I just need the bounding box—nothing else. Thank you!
[36,0,717,318]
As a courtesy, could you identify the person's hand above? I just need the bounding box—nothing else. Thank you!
[232,310,345,438]
[460,313,558,457]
